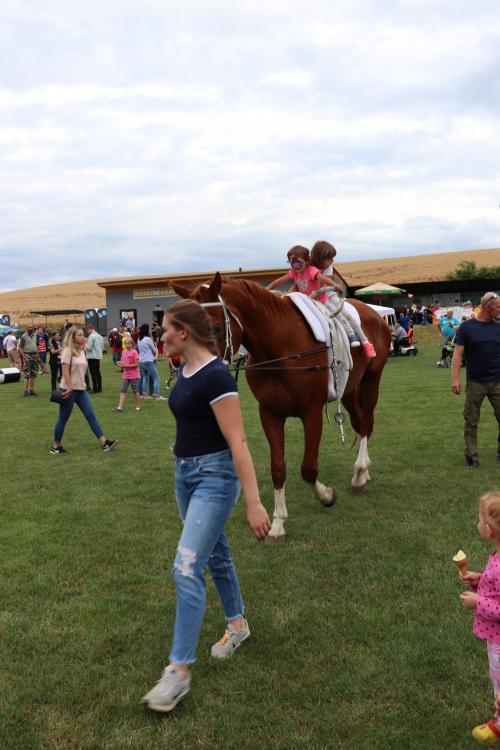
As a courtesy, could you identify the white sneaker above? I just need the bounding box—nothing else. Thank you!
[211,619,250,659]
[141,665,191,713]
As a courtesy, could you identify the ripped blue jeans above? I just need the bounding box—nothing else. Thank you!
[169,448,244,665]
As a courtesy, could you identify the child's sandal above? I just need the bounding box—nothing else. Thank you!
[472,719,500,743]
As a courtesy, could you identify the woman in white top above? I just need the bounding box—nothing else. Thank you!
[51,327,117,455]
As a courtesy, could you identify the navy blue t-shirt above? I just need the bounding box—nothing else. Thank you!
[168,357,238,457]
[455,319,500,383]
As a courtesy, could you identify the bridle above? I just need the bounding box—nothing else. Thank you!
[200,290,347,441]
[201,294,243,363]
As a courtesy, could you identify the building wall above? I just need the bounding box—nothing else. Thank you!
[106,288,181,328]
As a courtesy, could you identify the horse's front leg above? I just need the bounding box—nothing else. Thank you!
[259,404,288,544]
[301,409,337,507]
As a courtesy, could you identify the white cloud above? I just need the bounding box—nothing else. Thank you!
[1,1,500,290]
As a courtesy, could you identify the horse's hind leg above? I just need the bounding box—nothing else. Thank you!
[345,366,383,493]
[341,389,370,494]
[259,405,288,543]
[301,409,336,507]
[352,434,371,493]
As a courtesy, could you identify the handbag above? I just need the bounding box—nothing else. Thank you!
[49,357,72,404]
[50,389,66,404]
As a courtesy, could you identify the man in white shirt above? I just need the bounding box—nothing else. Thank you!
[3,331,19,367]
[86,324,104,393]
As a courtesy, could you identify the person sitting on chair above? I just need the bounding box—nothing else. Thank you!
[393,323,409,354]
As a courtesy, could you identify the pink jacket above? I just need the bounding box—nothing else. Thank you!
[473,552,500,644]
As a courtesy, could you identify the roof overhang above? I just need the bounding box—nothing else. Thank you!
[98,267,348,291]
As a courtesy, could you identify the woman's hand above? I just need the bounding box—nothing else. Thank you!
[459,570,481,588]
[61,388,73,400]
[460,591,479,610]
[246,503,271,541]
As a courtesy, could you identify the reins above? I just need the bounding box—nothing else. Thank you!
[200,291,348,442]
[233,346,331,372]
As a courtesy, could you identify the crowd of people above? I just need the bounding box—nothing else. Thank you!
[1,318,171,399]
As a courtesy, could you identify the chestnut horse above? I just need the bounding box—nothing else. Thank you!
[171,273,391,543]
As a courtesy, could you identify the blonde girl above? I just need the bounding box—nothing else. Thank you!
[113,337,141,413]
[51,326,117,454]
[310,240,376,358]
[460,491,500,743]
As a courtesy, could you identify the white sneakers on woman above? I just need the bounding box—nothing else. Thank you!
[142,620,250,712]
[211,619,250,659]
[141,665,191,713]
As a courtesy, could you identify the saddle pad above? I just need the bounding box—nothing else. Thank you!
[288,293,352,401]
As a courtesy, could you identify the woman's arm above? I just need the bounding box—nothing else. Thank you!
[61,362,74,397]
[212,396,271,540]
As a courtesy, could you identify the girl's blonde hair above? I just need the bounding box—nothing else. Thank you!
[166,299,218,356]
[62,326,83,358]
[310,240,336,269]
[480,491,500,536]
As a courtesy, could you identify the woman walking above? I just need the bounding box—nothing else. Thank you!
[137,323,165,401]
[142,300,270,713]
[51,326,117,455]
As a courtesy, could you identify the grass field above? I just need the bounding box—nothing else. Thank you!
[2,329,500,750]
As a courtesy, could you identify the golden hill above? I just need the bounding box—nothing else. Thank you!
[1,247,499,327]
[337,247,500,285]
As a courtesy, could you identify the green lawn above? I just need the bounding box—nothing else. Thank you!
[1,330,500,750]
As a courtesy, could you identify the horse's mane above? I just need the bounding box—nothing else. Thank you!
[221,278,292,317]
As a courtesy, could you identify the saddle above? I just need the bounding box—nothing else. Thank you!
[288,293,353,401]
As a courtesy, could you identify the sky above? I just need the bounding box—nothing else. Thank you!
[1,0,500,292]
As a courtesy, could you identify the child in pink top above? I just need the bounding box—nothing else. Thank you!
[459,490,500,743]
[267,244,376,358]
[268,245,338,299]
[112,338,141,413]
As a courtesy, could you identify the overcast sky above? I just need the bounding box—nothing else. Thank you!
[1,0,500,291]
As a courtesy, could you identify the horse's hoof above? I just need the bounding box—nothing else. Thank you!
[265,534,286,545]
[350,483,366,496]
[320,489,337,507]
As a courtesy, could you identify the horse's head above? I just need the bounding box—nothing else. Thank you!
[169,273,244,361]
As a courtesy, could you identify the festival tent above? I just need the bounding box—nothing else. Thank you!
[367,303,396,327]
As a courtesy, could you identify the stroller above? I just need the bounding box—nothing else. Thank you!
[165,354,181,389]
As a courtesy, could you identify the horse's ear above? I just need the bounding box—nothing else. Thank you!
[208,272,222,298]
[170,281,192,298]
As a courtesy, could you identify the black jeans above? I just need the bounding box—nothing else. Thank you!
[87,359,102,392]
[50,360,62,390]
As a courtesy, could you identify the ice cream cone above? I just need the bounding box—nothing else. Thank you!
[453,549,468,576]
